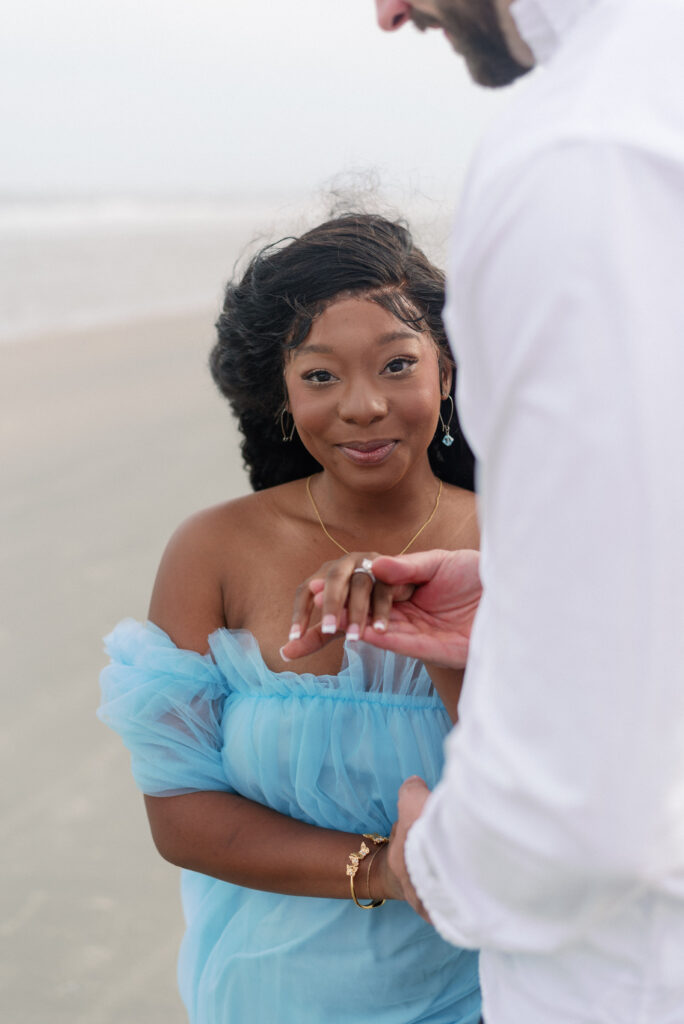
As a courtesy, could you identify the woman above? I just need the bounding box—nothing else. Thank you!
[98,213,481,1023]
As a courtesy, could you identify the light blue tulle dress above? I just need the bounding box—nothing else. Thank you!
[98,619,481,1024]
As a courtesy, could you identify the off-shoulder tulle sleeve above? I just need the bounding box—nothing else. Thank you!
[97,619,233,796]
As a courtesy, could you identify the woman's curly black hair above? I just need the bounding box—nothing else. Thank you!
[210,213,475,493]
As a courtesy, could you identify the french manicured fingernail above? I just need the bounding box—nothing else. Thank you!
[279,646,292,663]
[346,624,360,642]
[321,615,337,635]
[373,620,387,632]
[288,624,301,641]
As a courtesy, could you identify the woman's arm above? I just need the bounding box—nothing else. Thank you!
[144,790,397,900]
[422,665,465,723]
[144,509,399,902]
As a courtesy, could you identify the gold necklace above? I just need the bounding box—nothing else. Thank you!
[305,475,443,556]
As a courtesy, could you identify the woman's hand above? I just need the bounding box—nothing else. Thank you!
[280,552,414,661]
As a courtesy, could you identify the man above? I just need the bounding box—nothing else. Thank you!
[368,1,684,1022]
[376,0,533,86]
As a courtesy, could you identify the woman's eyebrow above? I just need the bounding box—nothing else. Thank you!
[377,329,420,344]
[290,343,333,357]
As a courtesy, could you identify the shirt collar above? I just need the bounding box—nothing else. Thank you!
[509,0,601,64]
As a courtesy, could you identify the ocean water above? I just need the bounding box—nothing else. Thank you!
[0,194,453,344]
[0,196,310,343]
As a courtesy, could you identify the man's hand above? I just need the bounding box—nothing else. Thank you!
[382,776,432,920]
[360,549,482,668]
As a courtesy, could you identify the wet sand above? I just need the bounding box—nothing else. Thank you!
[0,313,248,1023]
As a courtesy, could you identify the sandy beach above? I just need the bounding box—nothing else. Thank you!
[0,312,248,1023]
[0,195,457,1023]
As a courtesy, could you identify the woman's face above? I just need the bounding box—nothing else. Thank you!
[283,296,449,490]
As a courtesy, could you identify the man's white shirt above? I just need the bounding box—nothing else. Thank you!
[405,0,684,1020]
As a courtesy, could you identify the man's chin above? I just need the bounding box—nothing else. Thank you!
[443,29,463,54]
[464,51,532,88]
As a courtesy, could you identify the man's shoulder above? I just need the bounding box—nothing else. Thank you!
[458,0,684,225]
[473,0,684,180]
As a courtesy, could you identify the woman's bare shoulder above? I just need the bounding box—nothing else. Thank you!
[148,486,298,650]
[439,483,480,550]
[164,481,302,555]
[157,494,285,592]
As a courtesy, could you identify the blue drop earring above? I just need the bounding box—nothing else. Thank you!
[440,395,455,447]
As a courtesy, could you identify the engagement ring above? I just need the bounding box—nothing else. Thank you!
[352,558,376,585]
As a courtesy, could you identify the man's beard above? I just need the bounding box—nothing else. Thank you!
[412,1,531,88]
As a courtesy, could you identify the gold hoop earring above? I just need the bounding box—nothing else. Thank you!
[439,395,455,447]
[280,409,296,442]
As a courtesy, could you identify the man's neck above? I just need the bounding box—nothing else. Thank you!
[496,0,535,68]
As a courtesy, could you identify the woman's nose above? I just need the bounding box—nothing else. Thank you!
[338,382,388,424]
[375,0,413,32]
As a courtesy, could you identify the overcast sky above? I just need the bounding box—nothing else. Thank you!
[3,0,508,200]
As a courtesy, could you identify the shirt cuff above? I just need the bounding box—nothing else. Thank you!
[404,800,474,950]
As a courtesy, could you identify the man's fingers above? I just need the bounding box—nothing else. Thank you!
[399,775,431,802]
[400,774,429,790]
[372,548,480,589]
[397,777,431,826]
[371,550,447,586]
[360,623,468,668]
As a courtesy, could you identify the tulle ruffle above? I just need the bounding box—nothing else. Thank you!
[98,619,231,795]
[98,619,451,823]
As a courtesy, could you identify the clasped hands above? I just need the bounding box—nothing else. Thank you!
[281,547,482,668]
[280,547,482,918]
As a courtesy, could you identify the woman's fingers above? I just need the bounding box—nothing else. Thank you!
[369,581,401,633]
[317,554,377,639]
[288,576,320,642]
[312,579,410,637]
[285,552,423,661]
[280,611,349,662]
[345,562,377,640]
[289,555,364,641]
[318,557,362,636]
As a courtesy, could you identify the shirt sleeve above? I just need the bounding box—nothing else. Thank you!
[406,140,684,952]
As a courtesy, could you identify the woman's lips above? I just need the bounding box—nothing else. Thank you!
[337,440,397,466]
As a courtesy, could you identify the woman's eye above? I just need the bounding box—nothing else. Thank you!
[384,357,416,374]
[303,369,335,384]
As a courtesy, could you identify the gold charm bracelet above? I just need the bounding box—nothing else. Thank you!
[346,833,389,909]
